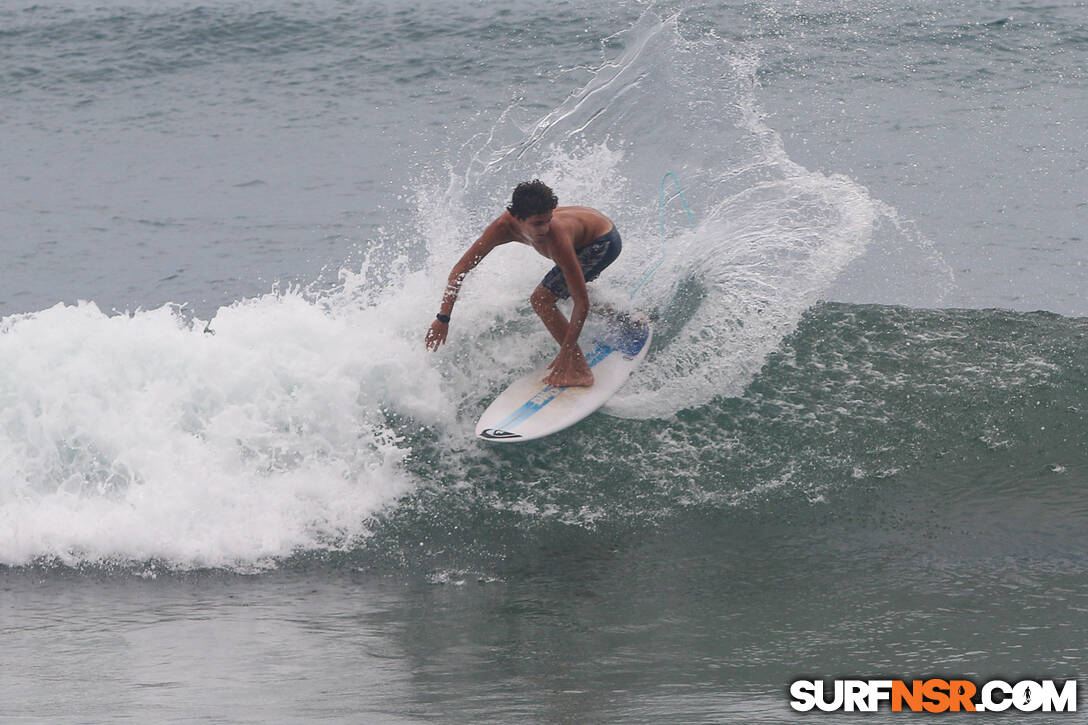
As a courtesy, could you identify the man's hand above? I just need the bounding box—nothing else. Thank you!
[425,319,448,351]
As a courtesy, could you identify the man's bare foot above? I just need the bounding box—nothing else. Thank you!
[544,346,594,387]
[544,367,594,387]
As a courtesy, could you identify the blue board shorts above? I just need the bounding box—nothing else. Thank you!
[540,227,622,300]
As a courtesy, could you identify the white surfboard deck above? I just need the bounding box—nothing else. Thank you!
[476,315,652,443]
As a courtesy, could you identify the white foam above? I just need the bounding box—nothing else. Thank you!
[0,296,435,568]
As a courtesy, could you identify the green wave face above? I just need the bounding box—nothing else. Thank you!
[357,303,1088,576]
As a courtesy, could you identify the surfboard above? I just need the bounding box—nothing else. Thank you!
[475,314,652,443]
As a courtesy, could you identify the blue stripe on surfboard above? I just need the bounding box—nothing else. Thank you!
[494,342,614,432]
[495,389,562,431]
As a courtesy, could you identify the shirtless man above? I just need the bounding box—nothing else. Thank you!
[424,179,622,387]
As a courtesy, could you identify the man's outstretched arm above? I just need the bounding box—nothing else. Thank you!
[425,220,507,350]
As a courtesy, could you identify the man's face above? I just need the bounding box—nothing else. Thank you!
[522,211,552,240]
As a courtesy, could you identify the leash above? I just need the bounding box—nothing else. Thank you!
[628,171,695,299]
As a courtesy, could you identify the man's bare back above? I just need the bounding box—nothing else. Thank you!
[503,206,614,260]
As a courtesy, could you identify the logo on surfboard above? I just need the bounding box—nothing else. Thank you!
[480,428,522,440]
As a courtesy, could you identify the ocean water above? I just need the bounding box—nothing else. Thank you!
[1,0,1086,722]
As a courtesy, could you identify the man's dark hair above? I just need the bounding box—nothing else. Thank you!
[507,180,558,220]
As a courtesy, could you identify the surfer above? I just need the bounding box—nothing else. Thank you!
[425,179,621,387]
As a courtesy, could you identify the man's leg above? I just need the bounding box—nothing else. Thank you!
[530,285,569,346]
